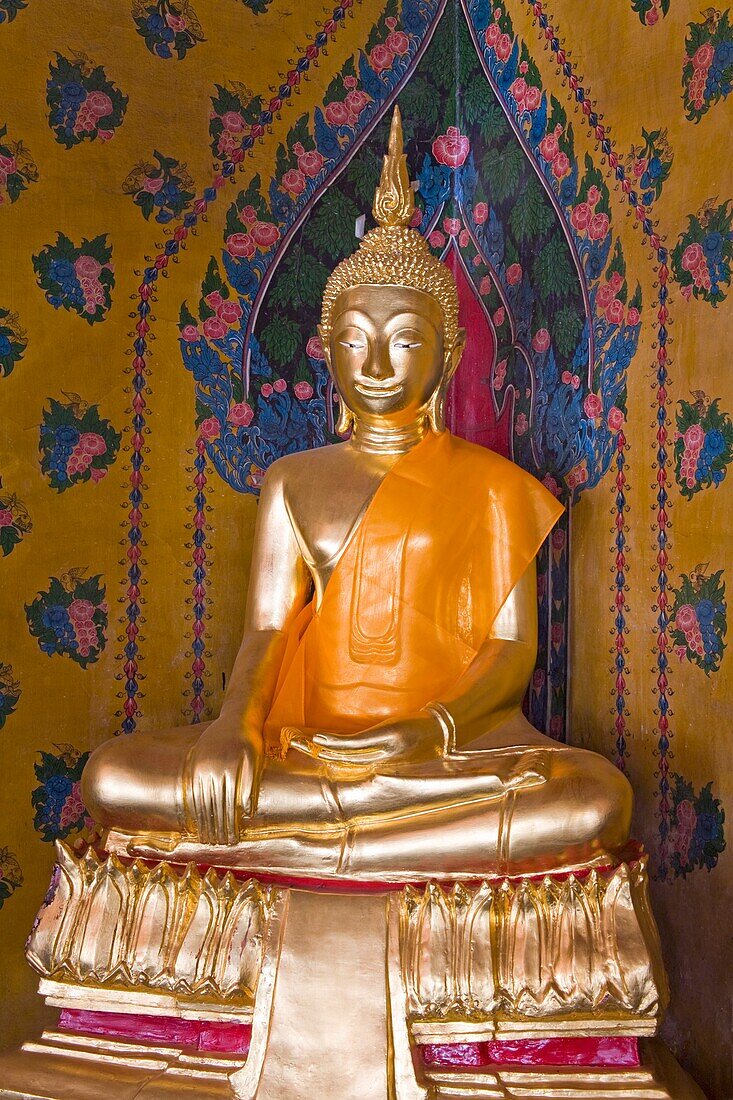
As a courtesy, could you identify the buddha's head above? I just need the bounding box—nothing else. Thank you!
[318,108,466,435]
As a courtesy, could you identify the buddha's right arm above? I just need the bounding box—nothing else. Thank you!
[209,462,312,745]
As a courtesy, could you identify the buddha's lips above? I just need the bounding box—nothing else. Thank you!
[354,381,402,398]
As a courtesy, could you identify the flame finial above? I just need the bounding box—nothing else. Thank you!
[372,106,414,229]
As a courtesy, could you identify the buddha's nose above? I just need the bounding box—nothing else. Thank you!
[362,340,395,381]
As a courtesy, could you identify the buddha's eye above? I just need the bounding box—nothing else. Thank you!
[339,340,366,350]
[393,340,423,350]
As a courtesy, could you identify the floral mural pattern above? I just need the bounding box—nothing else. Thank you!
[671,198,732,306]
[0,847,23,909]
[675,394,733,498]
[33,234,114,323]
[671,567,727,675]
[668,774,726,876]
[0,482,31,557]
[0,306,27,377]
[122,150,194,224]
[32,745,90,843]
[39,396,121,491]
[682,8,733,122]
[0,124,38,206]
[46,54,128,148]
[25,571,108,667]
[132,0,205,60]
[0,661,21,730]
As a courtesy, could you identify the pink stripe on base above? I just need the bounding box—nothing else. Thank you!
[59,1009,252,1054]
[421,1037,640,1068]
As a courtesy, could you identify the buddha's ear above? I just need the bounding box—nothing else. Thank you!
[446,327,466,382]
[317,324,332,372]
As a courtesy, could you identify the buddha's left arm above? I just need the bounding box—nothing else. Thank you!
[427,564,538,751]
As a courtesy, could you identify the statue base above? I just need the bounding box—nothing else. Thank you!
[0,844,705,1100]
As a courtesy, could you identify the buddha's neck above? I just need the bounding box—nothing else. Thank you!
[349,415,431,455]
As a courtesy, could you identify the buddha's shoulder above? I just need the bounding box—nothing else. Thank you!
[261,443,349,493]
[445,433,534,484]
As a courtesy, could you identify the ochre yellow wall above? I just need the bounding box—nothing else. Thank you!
[0,2,730,1097]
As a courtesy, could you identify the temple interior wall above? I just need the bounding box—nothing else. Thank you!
[0,2,729,1096]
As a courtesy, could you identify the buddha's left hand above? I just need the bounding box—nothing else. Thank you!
[291,715,445,766]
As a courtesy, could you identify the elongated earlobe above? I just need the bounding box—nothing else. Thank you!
[335,396,355,436]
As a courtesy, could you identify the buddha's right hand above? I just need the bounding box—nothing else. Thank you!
[182,721,262,845]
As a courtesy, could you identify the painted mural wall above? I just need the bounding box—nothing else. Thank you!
[0,1,730,1095]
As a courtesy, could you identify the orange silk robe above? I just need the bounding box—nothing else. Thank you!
[263,430,563,756]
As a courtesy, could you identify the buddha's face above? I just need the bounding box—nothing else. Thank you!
[321,285,462,429]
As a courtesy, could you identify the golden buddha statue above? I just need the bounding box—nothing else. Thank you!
[80,107,631,880]
[0,109,704,1100]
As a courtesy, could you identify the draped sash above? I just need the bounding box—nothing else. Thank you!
[263,430,564,757]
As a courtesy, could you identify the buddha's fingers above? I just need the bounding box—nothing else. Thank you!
[196,776,211,845]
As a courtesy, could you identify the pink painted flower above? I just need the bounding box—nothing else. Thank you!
[479,275,492,296]
[306,335,325,360]
[551,622,564,647]
[345,89,369,115]
[608,406,625,432]
[240,205,257,224]
[222,110,246,133]
[506,262,522,285]
[273,378,287,392]
[409,207,423,228]
[566,463,588,489]
[143,175,164,194]
[218,299,243,325]
[251,221,279,248]
[74,255,102,279]
[228,401,254,427]
[0,153,17,175]
[532,328,550,353]
[90,467,106,483]
[493,357,507,389]
[596,282,615,309]
[86,91,113,118]
[79,432,107,456]
[627,307,640,326]
[524,86,541,112]
[260,382,273,398]
[681,243,704,272]
[542,474,561,497]
[551,528,566,552]
[606,298,625,325]
[432,127,470,169]
[680,284,693,301]
[298,149,325,178]
[645,8,659,24]
[325,100,350,126]
[181,324,199,342]
[495,32,512,61]
[199,416,220,438]
[69,598,95,623]
[428,230,446,249]
[282,168,306,196]
[509,77,527,105]
[226,232,256,259]
[515,412,528,435]
[588,211,610,241]
[386,30,410,55]
[692,43,714,69]
[571,202,591,232]
[674,644,687,661]
[610,271,624,292]
[203,315,227,340]
[0,509,13,527]
[493,306,505,327]
[443,216,461,236]
[587,185,601,207]
[674,604,697,633]
[676,799,697,828]
[459,228,470,248]
[539,132,560,162]
[485,22,500,48]
[96,130,114,142]
[165,11,187,30]
[532,668,545,693]
[206,291,223,309]
[473,201,488,224]
[369,44,394,73]
[294,380,314,400]
[583,392,603,419]
[561,370,572,384]
[684,423,705,450]
[552,152,571,180]
[343,75,357,90]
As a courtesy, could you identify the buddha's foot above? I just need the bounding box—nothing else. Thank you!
[0,842,705,1099]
